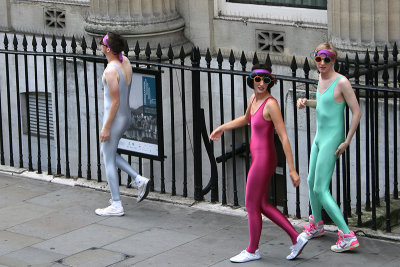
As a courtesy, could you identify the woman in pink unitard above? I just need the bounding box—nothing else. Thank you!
[210,64,308,263]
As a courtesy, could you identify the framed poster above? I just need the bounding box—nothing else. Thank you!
[117,67,164,161]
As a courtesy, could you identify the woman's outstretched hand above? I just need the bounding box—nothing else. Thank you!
[289,170,300,187]
[210,126,224,141]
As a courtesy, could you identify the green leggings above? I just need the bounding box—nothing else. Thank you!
[308,75,350,234]
[308,140,350,233]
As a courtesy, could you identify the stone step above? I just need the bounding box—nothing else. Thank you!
[347,195,400,231]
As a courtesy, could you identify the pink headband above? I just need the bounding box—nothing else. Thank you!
[252,69,271,75]
[103,35,123,63]
[316,49,336,59]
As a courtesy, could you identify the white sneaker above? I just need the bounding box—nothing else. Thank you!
[300,215,324,240]
[286,234,308,260]
[230,249,261,263]
[331,230,359,252]
[95,202,124,216]
[135,175,150,203]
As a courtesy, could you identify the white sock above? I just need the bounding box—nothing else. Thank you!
[135,175,143,186]
[112,200,122,209]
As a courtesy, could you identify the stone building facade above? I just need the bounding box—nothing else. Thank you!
[1,1,399,60]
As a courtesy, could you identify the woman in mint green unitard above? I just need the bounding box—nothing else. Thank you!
[297,43,362,253]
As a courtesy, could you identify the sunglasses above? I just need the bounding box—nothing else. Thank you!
[97,37,105,46]
[98,36,109,47]
[314,56,333,64]
[250,72,276,84]
[310,51,335,64]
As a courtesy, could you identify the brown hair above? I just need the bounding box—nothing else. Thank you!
[315,42,338,58]
[246,64,276,92]
[106,32,125,54]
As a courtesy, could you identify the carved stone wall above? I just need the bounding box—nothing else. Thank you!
[328,0,400,55]
[0,0,11,31]
[85,0,192,56]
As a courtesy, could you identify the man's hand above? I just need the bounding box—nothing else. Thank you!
[100,127,110,142]
[334,141,349,158]
[297,98,307,109]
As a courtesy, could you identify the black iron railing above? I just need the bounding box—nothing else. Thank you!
[0,33,399,232]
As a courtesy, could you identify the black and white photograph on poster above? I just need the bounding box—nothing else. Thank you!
[118,68,164,160]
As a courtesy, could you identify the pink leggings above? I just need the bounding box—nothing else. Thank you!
[245,163,299,253]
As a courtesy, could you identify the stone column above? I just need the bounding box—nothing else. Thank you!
[0,0,11,32]
[85,0,191,57]
[328,0,400,55]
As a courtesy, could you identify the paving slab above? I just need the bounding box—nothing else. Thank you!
[26,187,97,209]
[60,248,126,267]
[0,230,42,256]
[160,208,246,237]
[0,175,20,189]
[0,202,55,230]
[7,205,105,240]
[103,227,200,264]
[32,224,134,256]
[0,185,48,209]
[0,247,65,267]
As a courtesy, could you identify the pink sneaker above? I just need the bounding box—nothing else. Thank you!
[300,215,324,240]
[331,230,359,252]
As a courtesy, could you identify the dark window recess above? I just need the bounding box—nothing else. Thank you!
[256,31,285,53]
[45,9,66,29]
[22,92,54,138]
[226,0,327,10]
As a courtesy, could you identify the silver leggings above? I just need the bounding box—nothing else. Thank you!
[101,116,138,202]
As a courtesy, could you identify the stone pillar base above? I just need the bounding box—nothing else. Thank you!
[85,0,192,59]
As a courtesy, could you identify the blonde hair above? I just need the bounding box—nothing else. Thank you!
[315,42,338,58]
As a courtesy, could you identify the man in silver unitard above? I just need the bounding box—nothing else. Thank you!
[95,32,150,216]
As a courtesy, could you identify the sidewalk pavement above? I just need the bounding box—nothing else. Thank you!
[0,171,399,267]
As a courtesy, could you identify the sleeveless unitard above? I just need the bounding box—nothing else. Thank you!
[307,75,350,233]
[102,64,139,202]
[246,96,299,253]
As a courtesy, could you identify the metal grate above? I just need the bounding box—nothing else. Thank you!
[27,93,54,138]
[256,30,285,53]
[45,9,66,29]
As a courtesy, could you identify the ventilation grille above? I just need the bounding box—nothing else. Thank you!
[256,30,285,53]
[45,9,66,29]
[28,93,54,138]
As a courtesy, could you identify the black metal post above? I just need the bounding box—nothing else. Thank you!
[217,49,227,205]
[13,34,23,168]
[41,35,52,175]
[23,35,33,170]
[52,36,61,175]
[4,34,14,166]
[290,56,301,219]
[229,50,239,206]
[72,36,82,177]
[192,47,203,201]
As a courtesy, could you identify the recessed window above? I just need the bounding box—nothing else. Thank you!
[21,92,54,138]
[256,30,285,53]
[226,0,327,9]
[45,9,66,29]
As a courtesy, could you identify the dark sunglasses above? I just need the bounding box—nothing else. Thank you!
[314,56,333,64]
[98,37,107,47]
[250,72,276,84]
